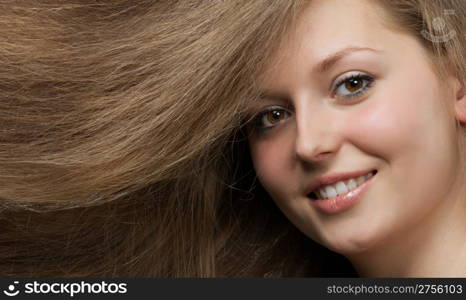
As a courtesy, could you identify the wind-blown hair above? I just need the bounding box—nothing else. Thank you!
[0,0,464,277]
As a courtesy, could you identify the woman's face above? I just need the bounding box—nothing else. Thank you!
[248,0,463,255]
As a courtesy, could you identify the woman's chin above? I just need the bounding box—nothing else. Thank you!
[319,229,389,256]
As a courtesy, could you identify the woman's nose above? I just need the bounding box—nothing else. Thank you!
[294,110,343,163]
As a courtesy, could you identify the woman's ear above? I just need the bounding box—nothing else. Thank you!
[453,78,466,123]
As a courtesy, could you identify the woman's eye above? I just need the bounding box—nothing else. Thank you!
[251,106,291,130]
[333,73,374,100]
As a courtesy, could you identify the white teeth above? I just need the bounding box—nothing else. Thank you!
[324,186,337,198]
[335,181,348,195]
[318,189,327,199]
[356,176,366,185]
[347,178,357,190]
[314,171,375,200]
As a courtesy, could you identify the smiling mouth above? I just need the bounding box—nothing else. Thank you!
[308,170,377,200]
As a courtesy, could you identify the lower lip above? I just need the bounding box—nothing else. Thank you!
[309,172,376,215]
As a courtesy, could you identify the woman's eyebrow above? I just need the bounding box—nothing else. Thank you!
[313,46,382,73]
[258,46,382,101]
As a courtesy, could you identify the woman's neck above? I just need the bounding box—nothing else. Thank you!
[347,191,466,277]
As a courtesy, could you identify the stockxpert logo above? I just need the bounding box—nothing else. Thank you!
[3,281,20,297]
[421,9,457,43]
[3,281,127,297]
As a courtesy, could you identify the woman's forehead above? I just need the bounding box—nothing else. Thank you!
[258,0,421,90]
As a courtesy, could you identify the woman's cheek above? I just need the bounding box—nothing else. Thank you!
[346,88,432,162]
[249,132,295,195]
[346,81,455,204]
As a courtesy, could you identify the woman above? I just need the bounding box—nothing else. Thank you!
[245,0,466,277]
[0,0,464,277]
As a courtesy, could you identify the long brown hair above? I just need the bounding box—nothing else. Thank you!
[0,0,464,277]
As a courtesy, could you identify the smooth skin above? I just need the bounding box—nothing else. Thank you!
[248,0,466,277]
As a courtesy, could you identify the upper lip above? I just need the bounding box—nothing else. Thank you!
[305,168,376,195]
